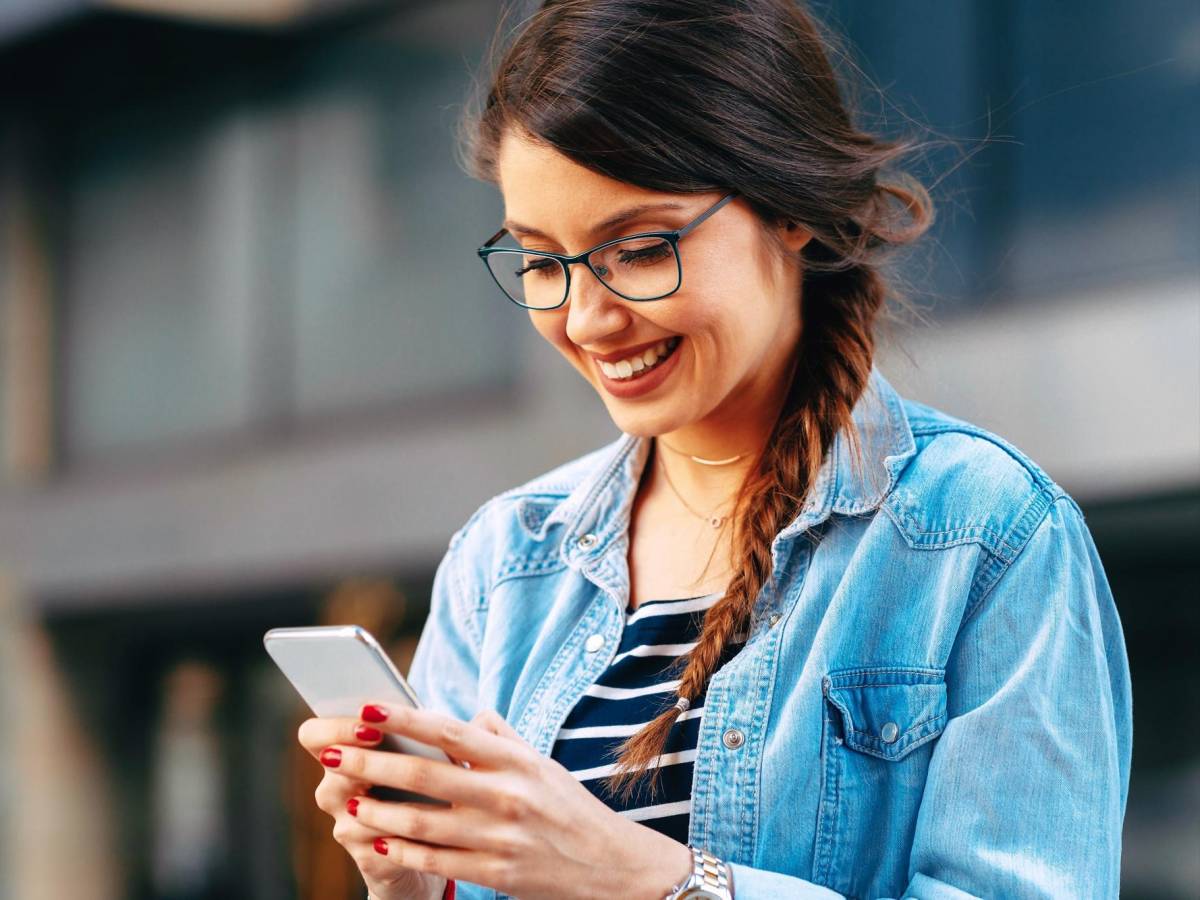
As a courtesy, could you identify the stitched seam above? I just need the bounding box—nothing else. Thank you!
[574,437,640,549]
[845,708,947,740]
[844,714,948,760]
[962,489,1067,623]
[853,722,947,759]
[884,489,1017,554]
[492,562,569,590]
[814,692,840,882]
[496,554,564,575]
[828,665,944,682]
[445,537,484,653]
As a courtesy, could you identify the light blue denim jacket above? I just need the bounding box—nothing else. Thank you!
[405,365,1133,899]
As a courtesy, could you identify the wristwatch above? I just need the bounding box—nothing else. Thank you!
[663,844,734,899]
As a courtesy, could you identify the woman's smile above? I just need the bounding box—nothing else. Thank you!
[593,335,685,399]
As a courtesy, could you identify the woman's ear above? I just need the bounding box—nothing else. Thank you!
[779,219,814,254]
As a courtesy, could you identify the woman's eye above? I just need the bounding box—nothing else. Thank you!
[618,242,672,265]
[517,258,559,278]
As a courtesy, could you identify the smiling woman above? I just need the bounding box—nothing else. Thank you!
[296,2,1132,899]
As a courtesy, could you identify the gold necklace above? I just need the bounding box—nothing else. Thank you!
[656,446,735,530]
[658,437,748,466]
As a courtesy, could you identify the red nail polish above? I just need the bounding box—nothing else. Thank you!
[361,704,389,723]
[319,747,342,768]
[373,837,389,855]
[347,797,359,817]
[355,724,383,742]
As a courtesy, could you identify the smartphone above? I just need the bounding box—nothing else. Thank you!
[263,624,468,804]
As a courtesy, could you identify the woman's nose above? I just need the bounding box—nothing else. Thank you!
[564,263,631,346]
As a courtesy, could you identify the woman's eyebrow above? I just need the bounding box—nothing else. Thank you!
[502,201,688,239]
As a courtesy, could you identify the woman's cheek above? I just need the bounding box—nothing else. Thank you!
[527,309,562,345]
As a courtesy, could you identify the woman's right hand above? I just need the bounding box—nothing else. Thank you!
[298,715,449,900]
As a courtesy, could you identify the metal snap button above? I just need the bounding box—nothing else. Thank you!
[576,533,598,550]
[880,721,899,743]
[584,633,604,653]
[767,612,781,628]
[722,728,745,749]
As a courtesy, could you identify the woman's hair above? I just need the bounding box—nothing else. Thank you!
[457,0,941,804]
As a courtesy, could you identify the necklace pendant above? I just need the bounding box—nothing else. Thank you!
[709,515,726,529]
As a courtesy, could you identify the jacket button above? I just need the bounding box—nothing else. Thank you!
[767,612,781,628]
[577,533,598,549]
[880,721,899,743]
[722,728,745,749]
[584,633,605,653]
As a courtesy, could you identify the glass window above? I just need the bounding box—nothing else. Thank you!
[60,105,258,459]
[289,39,519,416]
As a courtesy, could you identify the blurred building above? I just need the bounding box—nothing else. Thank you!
[0,1,1196,898]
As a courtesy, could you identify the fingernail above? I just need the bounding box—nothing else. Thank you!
[355,724,383,742]
[319,747,342,768]
[361,704,389,723]
[347,797,360,817]
[373,837,389,855]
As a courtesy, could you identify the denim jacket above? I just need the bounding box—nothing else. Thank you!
[405,365,1133,899]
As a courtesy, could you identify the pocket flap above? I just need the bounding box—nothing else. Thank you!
[823,666,948,761]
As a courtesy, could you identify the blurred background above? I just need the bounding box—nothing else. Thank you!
[0,0,1196,897]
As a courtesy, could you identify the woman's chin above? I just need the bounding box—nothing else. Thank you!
[602,407,681,438]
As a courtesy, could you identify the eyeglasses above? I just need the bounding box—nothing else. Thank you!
[476,192,738,310]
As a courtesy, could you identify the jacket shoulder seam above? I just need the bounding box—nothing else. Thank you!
[963,489,1072,623]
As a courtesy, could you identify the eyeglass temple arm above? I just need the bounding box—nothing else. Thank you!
[676,192,738,239]
[479,227,508,251]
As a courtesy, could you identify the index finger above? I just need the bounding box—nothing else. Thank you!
[297,715,384,760]
[359,703,537,773]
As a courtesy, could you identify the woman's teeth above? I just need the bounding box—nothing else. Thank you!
[598,336,682,381]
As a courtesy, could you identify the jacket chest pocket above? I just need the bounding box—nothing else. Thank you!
[813,666,948,897]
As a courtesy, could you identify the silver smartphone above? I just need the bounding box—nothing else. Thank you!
[263,624,467,805]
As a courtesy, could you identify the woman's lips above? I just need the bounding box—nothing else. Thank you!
[594,336,684,399]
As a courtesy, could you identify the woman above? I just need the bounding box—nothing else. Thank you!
[297,1,1132,898]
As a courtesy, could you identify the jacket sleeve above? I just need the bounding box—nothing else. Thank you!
[731,494,1133,899]
[405,520,483,729]
[900,493,1132,897]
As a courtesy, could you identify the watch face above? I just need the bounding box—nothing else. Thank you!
[679,889,724,900]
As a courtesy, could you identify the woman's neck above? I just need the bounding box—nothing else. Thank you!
[650,434,760,518]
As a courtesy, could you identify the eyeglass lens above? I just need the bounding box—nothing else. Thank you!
[485,235,679,309]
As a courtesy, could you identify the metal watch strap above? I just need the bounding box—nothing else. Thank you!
[663,844,733,899]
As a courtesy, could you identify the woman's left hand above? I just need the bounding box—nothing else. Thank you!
[316,702,693,900]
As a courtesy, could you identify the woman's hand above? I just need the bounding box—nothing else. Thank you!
[297,714,449,900]
[314,702,695,900]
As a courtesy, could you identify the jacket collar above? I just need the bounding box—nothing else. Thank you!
[534,364,917,566]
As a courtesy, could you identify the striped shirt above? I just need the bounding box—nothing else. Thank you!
[549,591,748,843]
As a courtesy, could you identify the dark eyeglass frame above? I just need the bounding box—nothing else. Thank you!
[476,192,739,310]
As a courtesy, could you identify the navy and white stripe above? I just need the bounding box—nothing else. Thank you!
[549,591,747,842]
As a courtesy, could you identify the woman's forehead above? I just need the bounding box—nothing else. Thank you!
[498,145,693,244]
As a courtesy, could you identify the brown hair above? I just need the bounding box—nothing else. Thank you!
[457,0,946,804]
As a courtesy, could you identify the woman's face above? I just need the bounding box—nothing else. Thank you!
[495,129,811,446]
